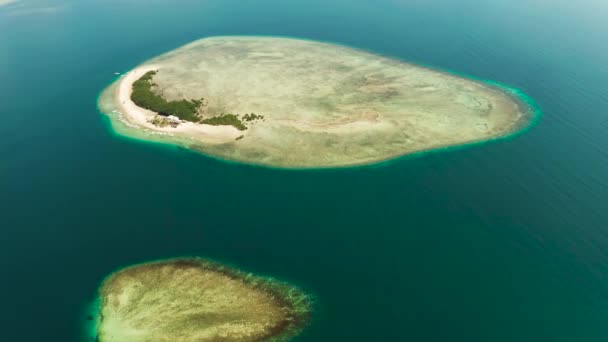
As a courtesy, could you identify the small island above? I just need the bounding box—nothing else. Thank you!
[98,36,538,168]
[92,258,312,342]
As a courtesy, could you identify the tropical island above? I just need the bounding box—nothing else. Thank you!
[93,258,312,342]
[98,36,537,168]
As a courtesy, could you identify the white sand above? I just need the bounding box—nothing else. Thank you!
[116,65,242,144]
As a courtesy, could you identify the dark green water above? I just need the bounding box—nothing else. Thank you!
[2,0,608,341]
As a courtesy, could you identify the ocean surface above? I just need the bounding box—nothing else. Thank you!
[1,0,608,341]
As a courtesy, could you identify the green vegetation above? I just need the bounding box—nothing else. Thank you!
[132,71,259,131]
[131,71,202,122]
[201,114,247,131]
[243,113,265,122]
[151,116,171,127]
[151,116,179,128]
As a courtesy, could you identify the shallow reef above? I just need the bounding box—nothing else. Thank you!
[99,36,539,168]
[93,258,313,342]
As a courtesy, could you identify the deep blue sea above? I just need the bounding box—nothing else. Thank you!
[1,0,608,341]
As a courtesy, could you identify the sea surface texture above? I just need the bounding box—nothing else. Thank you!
[1,0,608,341]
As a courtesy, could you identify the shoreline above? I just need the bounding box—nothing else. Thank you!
[98,36,542,169]
[114,65,242,144]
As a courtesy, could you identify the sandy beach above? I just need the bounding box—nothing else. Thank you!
[115,65,242,144]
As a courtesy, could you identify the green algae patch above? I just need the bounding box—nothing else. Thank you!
[94,258,313,342]
[98,36,538,168]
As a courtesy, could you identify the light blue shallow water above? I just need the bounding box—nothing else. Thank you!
[1,0,608,341]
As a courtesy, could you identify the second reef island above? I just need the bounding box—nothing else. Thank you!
[99,36,536,168]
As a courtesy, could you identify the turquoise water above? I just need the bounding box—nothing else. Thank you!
[1,0,608,341]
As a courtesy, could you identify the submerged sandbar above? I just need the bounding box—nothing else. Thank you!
[98,36,536,168]
[94,258,312,342]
